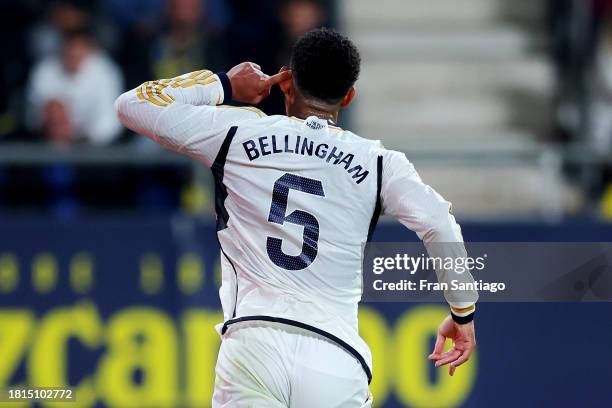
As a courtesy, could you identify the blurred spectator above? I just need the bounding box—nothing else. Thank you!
[0,0,336,214]
[107,0,164,28]
[225,0,282,72]
[588,1,612,151]
[278,0,326,64]
[42,100,74,145]
[550,0,612,145]
[26,28,123,145]
[29,1,94,59]
[252,0,327,115]
[0,2,36,141]
[150,0,228,80]
[109,0,164,88]
[592,19,612,150]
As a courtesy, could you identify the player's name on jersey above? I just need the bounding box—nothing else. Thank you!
[242,134,370,184]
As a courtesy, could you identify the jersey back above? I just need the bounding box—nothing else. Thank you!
[215,114,381,369]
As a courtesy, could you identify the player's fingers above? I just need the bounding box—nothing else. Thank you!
[448,348,472,376]
[450,348,473,368]
[435,354,459,368]
[265,70,292,87]
[434,350,461,367]
[428,334,447,359]
[429,349,454,361]
[435,348,458,360]
[255,73,270,91]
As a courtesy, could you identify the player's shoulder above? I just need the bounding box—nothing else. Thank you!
[216,105,267,121]
[342,134,416,176]
[340,129,383,152]
[226,113,316,132]
[375,147,418,179]
[276,115,384,154]
[205,105,270,131]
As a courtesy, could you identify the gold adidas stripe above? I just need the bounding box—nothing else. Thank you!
[451,305,476,314]
[144,82,168,107]
[136,72,218,107]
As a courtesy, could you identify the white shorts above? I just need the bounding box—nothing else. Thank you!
[212,322,373,408]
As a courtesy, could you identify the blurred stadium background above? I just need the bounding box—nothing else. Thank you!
[0,0,611,407]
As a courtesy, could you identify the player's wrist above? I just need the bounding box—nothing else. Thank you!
[449,304,475,325]
[216,72,233,103]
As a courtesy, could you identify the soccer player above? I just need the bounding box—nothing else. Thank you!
[116,28,477,408]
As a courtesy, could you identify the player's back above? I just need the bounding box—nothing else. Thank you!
[115,62,476,400]
[215,113,381,370]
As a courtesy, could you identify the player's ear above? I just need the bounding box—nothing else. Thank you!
[278,66,293,97]
[340,87,356,108]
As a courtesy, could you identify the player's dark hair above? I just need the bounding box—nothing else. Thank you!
[290,28,361,104]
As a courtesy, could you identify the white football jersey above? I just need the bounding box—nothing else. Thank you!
[115,69,477,383]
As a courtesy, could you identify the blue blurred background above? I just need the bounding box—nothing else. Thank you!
[0,0,611,407]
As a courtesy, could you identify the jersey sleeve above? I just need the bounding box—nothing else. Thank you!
[114,69,265,167]
[379,149,478,323]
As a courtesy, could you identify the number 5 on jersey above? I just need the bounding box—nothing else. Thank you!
[266,173,325,270]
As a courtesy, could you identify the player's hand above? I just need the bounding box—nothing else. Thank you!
[226,62,291,104]
[427,315,476,376]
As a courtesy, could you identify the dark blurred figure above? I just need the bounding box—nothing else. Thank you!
[550,0,612,146]
[590,2,612,150]
[109,0,164,89]
[278,0,326,64]
[550,0,612,214]
[111,0,228,89]
[150,0,228,79]
[263,0,326,114]
[225,1,281,74]
[225,0,328,115]
[0,3,37,141]
[29,0,93,59]
[266,0,326,114]
[27,28,123,145]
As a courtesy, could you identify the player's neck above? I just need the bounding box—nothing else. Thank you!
[287,99,339,124]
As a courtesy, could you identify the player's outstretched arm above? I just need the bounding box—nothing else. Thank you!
[114,63,289,167]
[379,149,478,374]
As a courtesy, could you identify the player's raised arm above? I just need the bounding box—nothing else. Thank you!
[379,149,477,375]
[114,62,289,167]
